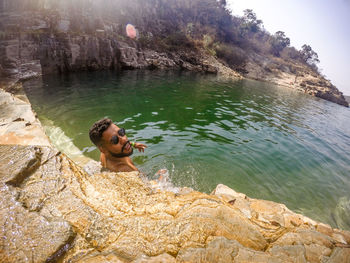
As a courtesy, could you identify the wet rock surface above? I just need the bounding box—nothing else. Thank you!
[0,145,74,263]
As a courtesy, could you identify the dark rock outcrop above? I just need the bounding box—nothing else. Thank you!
[38,35,119,74]
[37,34,218,74]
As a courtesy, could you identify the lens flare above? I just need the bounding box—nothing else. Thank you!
[126,23,137,39]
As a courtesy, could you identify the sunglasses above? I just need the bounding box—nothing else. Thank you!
[110,128,126,144]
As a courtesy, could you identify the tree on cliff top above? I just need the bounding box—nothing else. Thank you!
[240,9,263,35]
[270,31,290,57]
[300,44,320,65]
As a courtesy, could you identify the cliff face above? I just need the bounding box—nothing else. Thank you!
[37,34,219,74]
[0,6,221,78]
[1,83,350,263]
[0,0,348,107]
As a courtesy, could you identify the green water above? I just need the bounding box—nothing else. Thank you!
[24,70,350,230]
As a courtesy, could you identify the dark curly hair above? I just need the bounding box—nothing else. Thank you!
[89,118,113,146]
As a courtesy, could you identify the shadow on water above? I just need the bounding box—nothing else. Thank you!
[24,70,350,230]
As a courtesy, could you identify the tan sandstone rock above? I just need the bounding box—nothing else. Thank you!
[0,88,51,146]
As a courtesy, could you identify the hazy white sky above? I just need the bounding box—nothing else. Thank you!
[227,0,350,95]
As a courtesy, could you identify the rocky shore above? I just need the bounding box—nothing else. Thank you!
[1,78,350,263]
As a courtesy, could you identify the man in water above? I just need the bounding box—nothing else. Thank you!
[89,118,147,172]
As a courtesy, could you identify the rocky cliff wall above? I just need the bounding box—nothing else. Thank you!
[0,8,348,107]
[0,9,220,75]
[1,79,350,263]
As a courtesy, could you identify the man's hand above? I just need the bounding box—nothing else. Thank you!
[134,142,147,152]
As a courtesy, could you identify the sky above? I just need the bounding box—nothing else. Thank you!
[227,0,350,95]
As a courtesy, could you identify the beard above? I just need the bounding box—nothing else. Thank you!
[109,141,133,158]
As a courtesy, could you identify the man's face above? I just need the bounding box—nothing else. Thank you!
[100,123,133,158]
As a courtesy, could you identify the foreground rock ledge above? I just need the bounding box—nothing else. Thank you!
[0,145,349,263]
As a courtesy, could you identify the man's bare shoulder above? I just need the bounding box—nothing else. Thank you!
[104,162,137,173]
[115,163,137,173]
